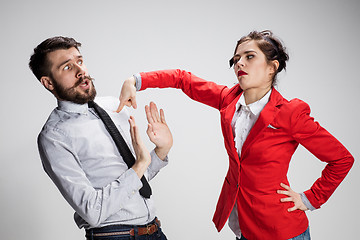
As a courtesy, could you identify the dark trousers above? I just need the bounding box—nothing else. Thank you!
[236,226,310,240]
[236,236,247,240]
[85,218,167,240]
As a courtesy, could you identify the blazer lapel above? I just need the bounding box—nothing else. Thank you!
[240,88,284,160]
[221,86,242,164]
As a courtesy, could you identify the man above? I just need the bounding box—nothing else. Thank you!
[29,36,172,239]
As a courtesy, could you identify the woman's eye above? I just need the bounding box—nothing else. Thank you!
[78,60,83,65]
[247,55,254,60]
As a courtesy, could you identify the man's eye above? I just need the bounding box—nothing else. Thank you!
[78,60,83,65]
[64,65,70,70]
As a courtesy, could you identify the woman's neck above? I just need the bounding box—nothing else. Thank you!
[243,86,272,105]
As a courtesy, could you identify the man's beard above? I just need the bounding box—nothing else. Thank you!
[51,75,97,104]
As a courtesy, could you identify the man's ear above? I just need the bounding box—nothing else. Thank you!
[40,76,54,91]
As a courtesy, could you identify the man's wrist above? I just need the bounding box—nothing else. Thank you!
[132,159,151,178]
[154,146,170,161]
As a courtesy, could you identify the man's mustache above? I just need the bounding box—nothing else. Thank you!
[73,75,95,88]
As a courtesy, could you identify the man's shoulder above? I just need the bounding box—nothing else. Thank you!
[39,108,69,138]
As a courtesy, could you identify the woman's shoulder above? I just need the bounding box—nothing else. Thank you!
[275,96,312,128]
[270,89,311,117]
[281,98,310,112]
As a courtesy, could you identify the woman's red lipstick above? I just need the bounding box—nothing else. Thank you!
[238,70,247,77]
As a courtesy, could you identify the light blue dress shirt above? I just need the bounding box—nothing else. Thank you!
[38,96,168,229]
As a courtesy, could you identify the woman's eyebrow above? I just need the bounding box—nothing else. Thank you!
[234,50,257,57]
[244,50,257,54]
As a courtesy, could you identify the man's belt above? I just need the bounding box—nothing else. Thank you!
[87,218,161,237]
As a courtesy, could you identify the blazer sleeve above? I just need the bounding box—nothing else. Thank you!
[139,69,230,110]
[287,99,354,209]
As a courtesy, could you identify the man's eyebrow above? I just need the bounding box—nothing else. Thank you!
[56,55,83,69]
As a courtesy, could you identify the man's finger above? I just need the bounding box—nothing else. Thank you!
[150,102,160,122]
[160,109,166,123]
[130,116,141,144]
[129,116,135,141]
[145,105,155,124]
[146,123,155,138]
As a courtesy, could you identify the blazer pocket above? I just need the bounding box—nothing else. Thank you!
[267,124,279,129]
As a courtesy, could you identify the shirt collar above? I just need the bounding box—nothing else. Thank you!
[236,89,272,116]
[57,100,89,115]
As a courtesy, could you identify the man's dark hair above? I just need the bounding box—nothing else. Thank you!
[29,36,82,81]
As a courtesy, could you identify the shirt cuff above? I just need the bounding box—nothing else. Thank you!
[133,73,142,91]
[149,149,168,170]
[146,150,168,181]
[300,192,316,211]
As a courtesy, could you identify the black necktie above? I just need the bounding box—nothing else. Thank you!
[88,101,152,198]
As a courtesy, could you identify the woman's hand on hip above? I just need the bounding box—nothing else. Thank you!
[277,183,308,212]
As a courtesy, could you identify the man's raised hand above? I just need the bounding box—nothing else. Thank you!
[145,102,173,160]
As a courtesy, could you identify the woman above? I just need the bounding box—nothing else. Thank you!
[117,30,354,240]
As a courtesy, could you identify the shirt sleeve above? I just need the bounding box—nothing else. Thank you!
[38,127,143,228]
[134,73,142,91]
[288,99,354,209]
[146,149,169,181]
[300,192,316,211]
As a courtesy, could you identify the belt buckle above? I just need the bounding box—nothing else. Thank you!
[147,223,157,235]
[147,225,152,235]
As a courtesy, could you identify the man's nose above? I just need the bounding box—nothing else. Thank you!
[75,64,86,78]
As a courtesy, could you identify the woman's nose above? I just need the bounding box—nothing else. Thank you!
[237,57,245,67]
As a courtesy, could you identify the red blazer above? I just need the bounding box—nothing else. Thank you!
[140,69,354,239]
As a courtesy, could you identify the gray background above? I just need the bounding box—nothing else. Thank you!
[0,0,359,239]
